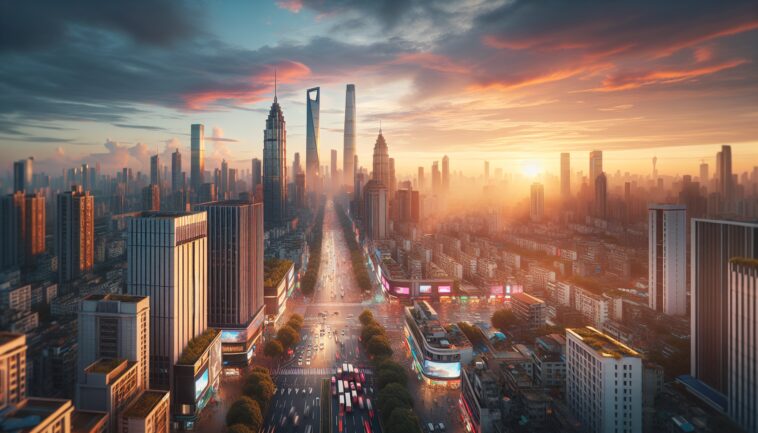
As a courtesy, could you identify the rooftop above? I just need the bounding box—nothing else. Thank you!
[83,293,145,303]
[122,391,168,419]
[730,257,758,269]
[71,410,109,433]
[511,292,545,306]
[264,258,293,288]
[178,328,220,365]
[138,210,202,218]
[567,327,639,359]
[0,331,24,348]
[0,398,73,432]
[407,301,471,349]
[85,358,128,375]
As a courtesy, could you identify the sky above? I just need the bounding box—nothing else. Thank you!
[1,0,757,179]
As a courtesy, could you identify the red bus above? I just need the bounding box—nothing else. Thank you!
[363,419,372,433]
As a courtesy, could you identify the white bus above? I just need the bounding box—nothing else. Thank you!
[338,380,344,395]
[345,393,353,413]
[347,364,354,380]
[342,363,348,377]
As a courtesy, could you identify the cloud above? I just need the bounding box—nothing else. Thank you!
[598,104,634,112]
[276,0,304,13]
[112,123,169,132]
[205,127,238,143]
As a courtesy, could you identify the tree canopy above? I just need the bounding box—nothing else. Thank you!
[226,397,262,431]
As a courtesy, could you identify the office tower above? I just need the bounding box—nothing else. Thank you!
[372,129,390,188]
[127,211,208,390]
[441,155,450,193]
[484,161,489,181]
[431,162,441,193]
[530,183,544,222]
[594,172,607,219]
[191,124,205,192]
[150,155,160,186]
[77,294,150,396]
[699,162,709,185]
[142,184,160,211]
[219,159,229,200]
[306,87,321,191]
[567,327,642,433]
[648,205,687,315]
[0,191,45,270]
[122,390,170,433]
[56,185,94,283]
[23,192,45,265]
[343,84,356,188]
[389,158,396,199]
[363,180,387,240]
[228,168,238,198]
[195,201,264,365]
[353,171,368,219]
[394,188,419,223]
[251,158,262,193]
[728,259,758,432]
[331,149,338,187]
[78,358,140,433]
[171,149,182,193]
[691,219,758,403]
[295,174,306,209]
[81,163,90,191]
[263,87,287,225]
[13,157,33,193]
[292,152,301,177]
[589,150,603,191]
[198,183,216,203]
[418,167,425,190]
[720,145,733,211]
[561,152,570,198]
[0,332,26,409]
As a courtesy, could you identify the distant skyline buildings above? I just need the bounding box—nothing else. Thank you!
[372,129,390,188]
[530,182,544,222]
[560,152,570,198]
[306,87,321,192]
[191,124,205,192]
[343,84,356,189]
[13,157,33,193]
[589,150,603,191]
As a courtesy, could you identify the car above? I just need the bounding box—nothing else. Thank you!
[437,423,446,431]
[292,415,300,426]
[287,388,292,394]
[280,416,287,427]
[309,387,313,394]
[298,360,303,366]
[304,405,311,417]
[427,423,435,432]
[306,359,311,366]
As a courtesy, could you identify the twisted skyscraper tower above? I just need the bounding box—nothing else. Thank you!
[306,87,320,193]
[343,84,356,189]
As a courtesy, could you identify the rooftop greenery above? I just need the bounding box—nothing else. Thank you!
[88,358,126,374]
[178,328,220,365]
[570,327,638,359]
[264,258,293,288]
[730,257,758,269]
[123,391,166,418]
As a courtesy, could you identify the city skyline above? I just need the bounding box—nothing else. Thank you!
[2,1,758,176]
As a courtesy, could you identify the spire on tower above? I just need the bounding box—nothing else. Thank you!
[274,67,277,102]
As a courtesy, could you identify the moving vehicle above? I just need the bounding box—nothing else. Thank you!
[358,396,364,409]
[338,380,344,395]
[363,419,372,433]
[351,390,358,404]
[427,423,435,432]
[367,398,374,419]
[339,395,345,414]
[345,394,353,413]
[437,423,446,431]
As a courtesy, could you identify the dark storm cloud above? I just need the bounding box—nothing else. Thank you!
[0,0,198,52]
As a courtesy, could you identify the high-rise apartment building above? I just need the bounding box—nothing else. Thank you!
[142,184,160,211]
[251,158,262,192]
[691,219,758,402]
[719,145,733,212]
[343,84,356,189]
[191,124,205,192]
[13,157,33,193]
[171,149,182,193]
[530,183,544,222]
[363,180,388,240]
[0,332,26,409]
[648,204,687,315]
[56,185,94,283]
[372,130,390,188]
[263,89,287,225]
[595,172,607,219]
[566,327,642,433]
[0,191,45,269]
[77,294,150,395]
[194,201,265,366]
[150,155,160,186]
[127,211,208,390]
[728,258,758,432]
[561,152,571,198]
[78,358,141,433]
[306,87,321,192]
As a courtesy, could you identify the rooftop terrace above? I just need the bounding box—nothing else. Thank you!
[122,391,167,419]
[568,326,639,359]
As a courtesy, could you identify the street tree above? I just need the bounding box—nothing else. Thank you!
[225,397,262,431]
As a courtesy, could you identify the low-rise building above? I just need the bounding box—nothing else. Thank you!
[460,358,503,433]
[121,390,170,433]
[532,334,566,389]
[511,292,546,331]
[0,332,26,409]
[77,358,141,433]
[172,328,221,430]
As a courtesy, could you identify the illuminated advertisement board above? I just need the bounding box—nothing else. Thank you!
[220,330,245,343]
[438,285,451,294]
[419,285,432,294]
[381,277,389,292]
[490,285,504,296]
[423,360,461,379]
[194,368,209,400]
[395,286,410,295]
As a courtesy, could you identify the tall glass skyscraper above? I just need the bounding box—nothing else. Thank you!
[343,84,356,189]
[306,87,320,192]
[191,124,205,192]
[264,91,287,225]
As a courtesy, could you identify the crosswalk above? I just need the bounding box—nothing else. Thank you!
[276,367,374,376]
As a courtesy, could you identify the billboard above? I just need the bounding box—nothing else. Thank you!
[395,286,410,295]
[490,285,504,296]
[419,284,432,294]
[220,330,246,343]
[422,360,461,379]
[194,368,209,400]
[438,285,451,294]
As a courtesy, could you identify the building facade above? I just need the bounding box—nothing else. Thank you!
[343,84,356,189]
[263,91,288,225]
[511,292,546,331]
[648,204,687,315]
[728,259,758,432]
[305,87,321,192]
[190,124,205,193]
[56,185,94,283]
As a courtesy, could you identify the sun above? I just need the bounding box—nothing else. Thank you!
[522,162,541,178]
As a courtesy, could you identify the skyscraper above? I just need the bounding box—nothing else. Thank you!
[594,172,607,219]
[13,157,33,193]
[648,204,687,315]
[195,201,265,366]
[418,167,425,190]
[191,124,205,192]
[77,294,150,398]
[589,150,603,192]
[728,258,758,432]
[560,152,570,198]
[150,154,160,186]
[171,149,182,193]
[343,84,356,188]
[306,87,321,192]
[220,159,229,200]
[363,180,387,240]
[263,88,287,225]
[484,161,489,182]
[389,157,396,200]
[530,183,544,222]
[442,155,450,193]
[691,219,758,402]
[251,158,262,193]
[56,185,94,283]
[432,162,441,193]
[719,144,733,212]
[0,191,45,270]
[566,327,642,433]
[699,162,709,186]
[372,129,390,188]
[127,211,208,390]
[142,184,160,211]
[331,149,338,188]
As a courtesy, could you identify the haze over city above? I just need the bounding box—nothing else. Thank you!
[2,2,758,433]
